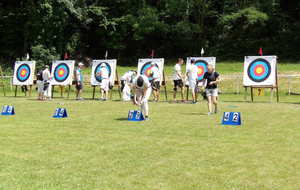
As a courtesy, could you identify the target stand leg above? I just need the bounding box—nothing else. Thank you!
[92,86,96,100]
[276,86,279,103]
[164,84,168,101]
[186,86,189,101]
[250,87,254,102]
[67,85,71,99]
[14,86,18,97]
[51,86,55,99]
[29,85,32,97]
[2,84,5,96]
[110,89,113,100]
[244,87,248,101]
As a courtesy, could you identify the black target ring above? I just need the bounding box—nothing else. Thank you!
[16,64,31,82]
[247,58,271,82]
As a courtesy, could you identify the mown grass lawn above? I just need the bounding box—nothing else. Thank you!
[0,93,299,190]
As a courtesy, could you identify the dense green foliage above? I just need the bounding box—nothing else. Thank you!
[1,0,300,67]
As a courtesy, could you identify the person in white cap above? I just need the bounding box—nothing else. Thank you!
[96,63,109,101]
[186,59,198,104]
[132,75,152,120]
[75,62,84,100]
[150,62,161,101]
[120,70,137,101]
[42,65,52,100]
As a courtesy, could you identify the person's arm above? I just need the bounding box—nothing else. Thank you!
[209,73,220,85]
[132,87,139,105]
[76,70,81,83]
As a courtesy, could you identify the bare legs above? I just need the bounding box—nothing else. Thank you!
[207,96,218,114]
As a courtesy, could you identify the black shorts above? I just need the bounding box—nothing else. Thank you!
[151,81,160,90]
[173,80,183,90]
[76,81,83,90]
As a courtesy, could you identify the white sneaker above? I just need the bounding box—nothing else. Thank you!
[208,112,213,115]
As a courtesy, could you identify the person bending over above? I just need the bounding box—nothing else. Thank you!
[132,75,152,120]
[203,64,220,115]
[173,58,184,102]
[120,70,137,101]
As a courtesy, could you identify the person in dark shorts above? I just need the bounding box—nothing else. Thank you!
[173,58,184,102]
[150,62,161,101]
[203,64,220,115]
[75,62,84,100]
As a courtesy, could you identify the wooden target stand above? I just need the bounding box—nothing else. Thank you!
[162,70,168,101]
[51,85,71,99]
[0,66,6,96]
[244,71,279,103]
[14,85,33,97]
[91,68,122,100]
[154,70,168,101]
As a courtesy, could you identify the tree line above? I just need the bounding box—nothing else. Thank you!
[0,0,299,68]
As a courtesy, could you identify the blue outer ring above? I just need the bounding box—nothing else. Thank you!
[194,60,208,81]
[247,59,271,82]
[95,62,112,82]
[16,64,31,82]
[54,63,70,82]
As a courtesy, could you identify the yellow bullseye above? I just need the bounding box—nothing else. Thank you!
[21,70,26,76]
[256,67,263,74]
[198,68,203,75]
[59,70,65,76]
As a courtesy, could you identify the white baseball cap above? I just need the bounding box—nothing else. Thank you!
[78,62,84,66]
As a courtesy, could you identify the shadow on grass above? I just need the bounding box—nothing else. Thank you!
[182,112,208,116]
[115,118,129,121]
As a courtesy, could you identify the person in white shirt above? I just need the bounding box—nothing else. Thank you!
[97,64,109,101]
[132,75,152,120]
[121,70,137,101]
[75,62,84,100]
[186,59,198,104]
[150,62,161,102]
[42,65,52,100]
[173,58,184,102]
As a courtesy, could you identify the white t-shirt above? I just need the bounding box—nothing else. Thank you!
[134,75,151,90]
[187,64,198,81]
[151,66,160,82]
[42,69,51,81]
[99,67,109,79]
[121,71,135,83]
[173,64,182,80]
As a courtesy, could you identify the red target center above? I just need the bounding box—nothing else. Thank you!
[197,66,205,76]
[254,65,265,76]
[145,66,153,77]
[20,69,27,77]
[58,68,65,77]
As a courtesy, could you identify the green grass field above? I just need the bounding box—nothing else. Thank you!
[0,62,300,189]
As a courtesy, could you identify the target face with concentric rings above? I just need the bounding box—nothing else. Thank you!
[140,62,159,81]
[194,60,208,81]
[16,64,31,82]
[54,63,70,82]
[247,59,271,82]
[94,62,112,82]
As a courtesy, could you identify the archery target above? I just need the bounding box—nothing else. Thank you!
[186,57,216,86]
[137,58,164,83]
[243,56,277,87]
[13,61,36,85]
[51,60,75,85]
[91,59,117,86]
